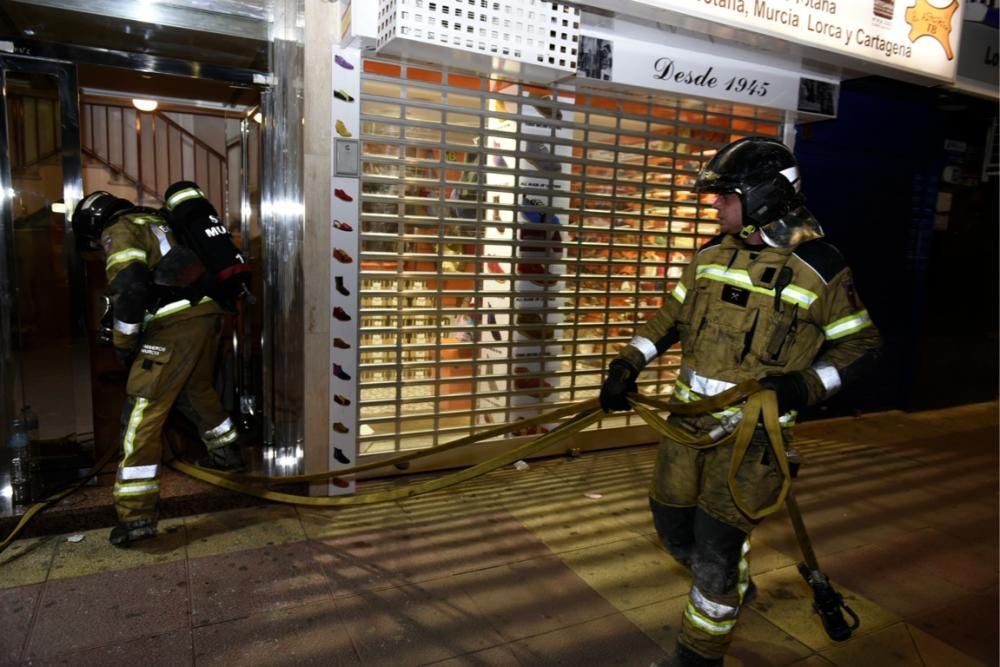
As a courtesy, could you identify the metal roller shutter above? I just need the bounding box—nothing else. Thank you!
[356,57,784,458]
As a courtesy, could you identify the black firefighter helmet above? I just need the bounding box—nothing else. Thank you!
[695,136,804,234]
[71,191,134,249]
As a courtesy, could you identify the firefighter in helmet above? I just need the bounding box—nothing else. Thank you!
[72,191,244,547]
[599,137,881,667]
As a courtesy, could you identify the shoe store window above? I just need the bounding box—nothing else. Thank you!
[356,58,783,457]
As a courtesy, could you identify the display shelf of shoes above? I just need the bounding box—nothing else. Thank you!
[361,239,477,408]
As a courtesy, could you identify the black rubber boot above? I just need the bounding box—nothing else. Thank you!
[650,644,724,667]
[199,443,246,472]
[108,517,158,547]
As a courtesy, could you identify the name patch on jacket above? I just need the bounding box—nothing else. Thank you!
[721,284,750,307]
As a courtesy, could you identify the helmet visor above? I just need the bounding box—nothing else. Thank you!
[759,206,825,248]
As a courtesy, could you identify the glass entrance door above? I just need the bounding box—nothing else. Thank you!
[0,56,85,512]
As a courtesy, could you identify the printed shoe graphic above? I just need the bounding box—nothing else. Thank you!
[523,141,562,173]
[333,306,351,321]
[333,422,349,434]
[334,447,351,464]
[492,153,509,168]
[333,248,353,263]
[335,54,354,70]
[333,337,351,349]
[332,219,353,232]
[334,89,355,102]
[335,275,350,296]
[335,120,352,137]
[334,394,351,406]
[333,363,351,381]
[335,188,353,202]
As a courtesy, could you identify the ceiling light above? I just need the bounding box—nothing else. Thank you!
[132,98,158,112]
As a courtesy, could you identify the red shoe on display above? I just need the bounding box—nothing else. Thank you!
[335,188,353,202]
[333,248,353,263]
[333,219,353,232]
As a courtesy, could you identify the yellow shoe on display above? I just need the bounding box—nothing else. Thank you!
[335,120,352,137]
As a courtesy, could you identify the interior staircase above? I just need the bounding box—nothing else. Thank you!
[80,102,230,218]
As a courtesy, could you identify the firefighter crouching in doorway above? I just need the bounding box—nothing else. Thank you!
[599,137,881,667]
[72,191,244,547]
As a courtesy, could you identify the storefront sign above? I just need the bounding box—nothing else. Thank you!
[604,37,805,111]
[632,0,965,81]
[580,32,839,116]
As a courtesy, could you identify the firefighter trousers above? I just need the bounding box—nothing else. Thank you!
[648,422,786,659]
[113,312,233,524]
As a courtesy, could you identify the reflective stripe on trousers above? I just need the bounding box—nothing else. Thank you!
[680,538,752,657]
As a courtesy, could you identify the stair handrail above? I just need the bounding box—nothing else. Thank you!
[81,101,229,220]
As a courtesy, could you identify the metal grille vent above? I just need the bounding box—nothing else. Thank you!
[377,0,580,72]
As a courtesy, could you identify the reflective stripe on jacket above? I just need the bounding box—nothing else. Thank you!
[619,233,880,409]
[101,212,220,351]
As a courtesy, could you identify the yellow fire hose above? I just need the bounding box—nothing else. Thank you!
[2,381,787,549]
[0,445,119,553]
[1,381,859,640]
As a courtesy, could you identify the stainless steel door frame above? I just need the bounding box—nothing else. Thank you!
[0,55,83,442]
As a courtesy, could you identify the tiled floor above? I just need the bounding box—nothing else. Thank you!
[1,402,996,666]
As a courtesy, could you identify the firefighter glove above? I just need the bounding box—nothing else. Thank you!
[759,371,810,413]
[600,359,639,413]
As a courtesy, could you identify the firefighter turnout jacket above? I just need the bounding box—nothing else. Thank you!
[617,233,881,426]
[102,209,219,354]
[621,232,880,660]
[101,210,236,524]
